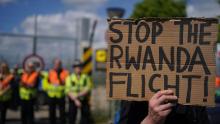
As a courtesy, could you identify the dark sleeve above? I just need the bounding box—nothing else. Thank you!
[165,104,209,124]
[34,76,41,88]
[191,106,209,124]
[9,77,15,88]
[118,101,148,124]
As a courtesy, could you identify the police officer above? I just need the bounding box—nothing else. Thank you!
[0,62,14,124]
[11,64,22,110]
[65,60,93,124]
[45,58,68,124]
[19,62,39,124]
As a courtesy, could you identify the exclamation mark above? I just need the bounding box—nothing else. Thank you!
[203,76,208,102]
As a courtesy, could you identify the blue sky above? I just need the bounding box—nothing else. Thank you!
[187,0,220,17]
[0,0,142,67]
[0,0,219,67]
[0,0,219,40]
[0,0,140,32]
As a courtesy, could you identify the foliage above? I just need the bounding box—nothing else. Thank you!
[131,0,186,18]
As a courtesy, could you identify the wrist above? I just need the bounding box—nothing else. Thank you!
[142,116,162,124]
[144,116,155,124]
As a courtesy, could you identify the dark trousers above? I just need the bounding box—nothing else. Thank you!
[48,97,66,124]
[0,101,9,124]
[21,99,35,124]
[68,99,92,124]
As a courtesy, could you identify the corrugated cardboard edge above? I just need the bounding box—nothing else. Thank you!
[107,17,219,23]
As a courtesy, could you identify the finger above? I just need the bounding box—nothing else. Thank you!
[152,90,174,99]
[157,95,178,105]
[158,103,176,111]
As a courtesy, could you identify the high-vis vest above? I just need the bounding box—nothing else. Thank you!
[65,73,92,100]
[19,72,39,100]
[41,71,48,90]
[0,74,13,101]
[45,69,69,98]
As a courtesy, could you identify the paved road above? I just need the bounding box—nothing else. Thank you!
[6,107,51,124]
[5,107,107,124]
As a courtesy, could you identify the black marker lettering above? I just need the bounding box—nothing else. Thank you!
[182,75,201,103]
[164,75,180,97]
[152,22,163,44]
[188,46,210,75]
[203,76,209,102]
[188,24,198,44]
[149,74,161,93]
[159,46,174,71]
[174,21,188,45]
[124,21,135,44]
[126,46,142,70]
[141,75,146,98]
[109,72,127,97]
[143,46,157,71]
[199,23,211,45]
[177,47,190,73]
[109,21,123,43]
[127,73,139,97]
[110,45,123,68]
[136,21,150,43]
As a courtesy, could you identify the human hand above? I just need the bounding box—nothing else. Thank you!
[141,90,177,124]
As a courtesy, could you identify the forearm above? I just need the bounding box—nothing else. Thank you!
[78,89,90,97]
[141,116,158,124]
[0,86,10,96]
[68,92,77,100]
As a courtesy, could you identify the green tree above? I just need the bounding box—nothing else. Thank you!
[131,0,186,18]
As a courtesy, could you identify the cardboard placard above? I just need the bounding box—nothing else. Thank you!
[106,18,218,106]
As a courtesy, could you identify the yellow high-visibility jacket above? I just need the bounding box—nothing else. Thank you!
[19,72,39,100]
[0,74,13,101]
[43,69,69,98]
[65,73,92,100]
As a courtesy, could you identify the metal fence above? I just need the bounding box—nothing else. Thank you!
[0,34,78,70]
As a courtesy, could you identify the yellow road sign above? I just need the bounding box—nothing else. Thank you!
[95,49,107,71]
[96,49,107,63]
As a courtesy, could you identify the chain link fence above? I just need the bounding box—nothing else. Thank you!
[0,35,78,70]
